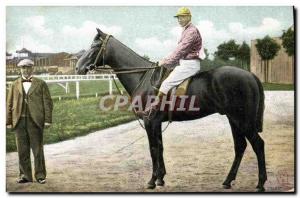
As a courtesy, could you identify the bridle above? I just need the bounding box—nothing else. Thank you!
[86,34,160,74]
[85,34,161,96]
[85,34,171,129]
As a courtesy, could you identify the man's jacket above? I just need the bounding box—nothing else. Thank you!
[6,77,53,129]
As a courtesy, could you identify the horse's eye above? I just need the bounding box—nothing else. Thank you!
[91,43,97,48]
[91,40,102,48]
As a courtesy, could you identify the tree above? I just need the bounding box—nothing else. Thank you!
[236,41,250,71]
[281,27,294,66]
[255,35,281,82]
[143,55,150,61]
[214,40,239,61]
[204,48,209,60]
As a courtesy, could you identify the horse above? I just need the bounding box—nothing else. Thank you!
[76,28,267,192]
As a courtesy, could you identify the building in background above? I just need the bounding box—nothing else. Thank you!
[6,48,85,75]
[6,52,13,60]
[64,50,86,74]
[250,37,294,84]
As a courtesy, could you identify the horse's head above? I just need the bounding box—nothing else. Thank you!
[76,28,108,74]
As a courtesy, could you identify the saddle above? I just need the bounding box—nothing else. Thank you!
[150,66,191,96]
[150,66,194,123]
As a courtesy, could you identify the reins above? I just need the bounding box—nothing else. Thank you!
[86,34,171,132]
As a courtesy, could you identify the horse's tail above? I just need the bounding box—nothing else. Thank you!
[253,74,265,133]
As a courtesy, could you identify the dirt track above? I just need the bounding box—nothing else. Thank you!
[6,91,294,192]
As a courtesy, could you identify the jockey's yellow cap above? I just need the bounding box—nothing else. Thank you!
[174,7,192,17]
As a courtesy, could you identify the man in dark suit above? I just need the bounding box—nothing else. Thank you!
[6,59,53,184]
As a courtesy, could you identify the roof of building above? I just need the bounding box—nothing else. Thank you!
[16,48,32,54]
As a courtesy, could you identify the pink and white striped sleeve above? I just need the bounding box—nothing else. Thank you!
[161,29,198,67]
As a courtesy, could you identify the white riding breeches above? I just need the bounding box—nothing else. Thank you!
[159,59,201,94]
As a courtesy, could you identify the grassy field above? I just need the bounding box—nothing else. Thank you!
[46,81,293,99]
[262,83,294,91]
[7,76,294,99]
[48,80,125,100]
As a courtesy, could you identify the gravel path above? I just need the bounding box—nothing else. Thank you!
[6,91,294,192]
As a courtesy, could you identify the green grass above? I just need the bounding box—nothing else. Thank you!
[262,83,294,91]
[6,97,136,152]
[48,80,124,98]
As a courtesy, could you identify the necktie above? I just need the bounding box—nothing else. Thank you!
[22,78,32,83]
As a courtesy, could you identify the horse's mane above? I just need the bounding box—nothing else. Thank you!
[112,36,154,65]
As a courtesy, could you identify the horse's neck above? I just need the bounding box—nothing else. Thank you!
[106,38,153,96]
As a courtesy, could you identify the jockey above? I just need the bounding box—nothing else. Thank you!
[141,7,203,117]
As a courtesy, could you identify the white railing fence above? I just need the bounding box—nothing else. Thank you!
[6,74,119,99]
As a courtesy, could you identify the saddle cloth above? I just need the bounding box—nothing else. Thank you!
[175,78,191,96]
[150,66,197,123]
[151,66,191,96]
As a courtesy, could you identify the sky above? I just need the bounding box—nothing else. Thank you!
[6,6,294,61]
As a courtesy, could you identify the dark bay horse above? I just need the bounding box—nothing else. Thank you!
[76,28,267,192]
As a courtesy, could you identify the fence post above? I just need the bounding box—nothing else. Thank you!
[66,82,69,93]
[109,77,112,95]
[76,81,80,99]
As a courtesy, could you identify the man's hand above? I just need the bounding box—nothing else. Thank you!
[6,125,12,129]
[44,123,51,129]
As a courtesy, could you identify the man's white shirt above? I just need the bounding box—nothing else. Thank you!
[20,75,51,126]
[22,75,32,94]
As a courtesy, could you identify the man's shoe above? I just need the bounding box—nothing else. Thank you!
[37,179,46,184]
[16,178,32,184]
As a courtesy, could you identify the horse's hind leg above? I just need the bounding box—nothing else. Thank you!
[223,118,247,189]
[246,132,267,192]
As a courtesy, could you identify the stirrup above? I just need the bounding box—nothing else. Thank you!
[141,104,160,120]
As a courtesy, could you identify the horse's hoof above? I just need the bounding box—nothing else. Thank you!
[222,180,232,189]
[222,184,231,189]
[156,179,165,186]
[147,182,156,189]
[256,186,265,192]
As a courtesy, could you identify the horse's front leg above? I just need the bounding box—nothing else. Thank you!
[144,119,166,189]
[156,126,166,186]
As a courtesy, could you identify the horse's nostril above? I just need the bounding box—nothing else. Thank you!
[75,67,78,71]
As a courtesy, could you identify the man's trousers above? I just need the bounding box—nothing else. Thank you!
[14,116,46,181]
[159,59,201,94]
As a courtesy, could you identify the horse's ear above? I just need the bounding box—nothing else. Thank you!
[93,34,100,41]
[96,28,103,34]
[97,28,106,37]
[95,28,106,40]
[93,28,102,41]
